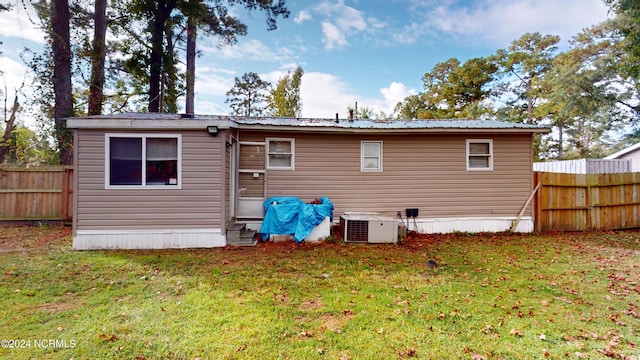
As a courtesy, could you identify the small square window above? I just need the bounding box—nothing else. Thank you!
[361,141,382,172]
[467,139,493,171]
[267,138,294,170]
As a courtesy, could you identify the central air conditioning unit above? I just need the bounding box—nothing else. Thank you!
[340,213,398,243]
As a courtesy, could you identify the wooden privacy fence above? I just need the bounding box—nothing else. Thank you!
[535,171,640,231]
[0,166,73,222]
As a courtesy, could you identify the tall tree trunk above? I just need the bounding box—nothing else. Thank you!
[557,120,564,159]
[88,0,107,115]
[148,0,176,112]
[163,23,178,113]
[185,16,196,114]
[148,2,165,113]
[51,0,73,165]
[0,94,18,164]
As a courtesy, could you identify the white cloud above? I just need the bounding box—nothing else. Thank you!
[367,17,387,30]
[0,2,45,44]
[0,56,37,127]
[191,68,235,114]
[392,22,425,45]
[346,82,417,117]
[300,72,357,118]
[321,22,347,50]
[0,56,29,87]
[330,4,367,33]
[298,72,416,119]
[313,0,373,50]
[379,82,416,111]
[189,68,416,119]
[195,65,238,95]
[294,10,312,24]
[201,39,278,61]
[395,0,610,47]
[200,37,302,70]
[278,63,302,72]
[261,70,287,85]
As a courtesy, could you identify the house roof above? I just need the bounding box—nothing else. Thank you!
[603,142,640,159]
[66,113,550,134]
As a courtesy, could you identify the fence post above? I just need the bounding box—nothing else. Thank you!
[63,167,72,223]
[534,171,540,231]
[586,174,592,229]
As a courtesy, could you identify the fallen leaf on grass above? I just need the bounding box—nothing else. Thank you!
[99,334,117,342]
[609,313,626,326]
[398,348,417,358]
[625,304,639,319]
[509,328,523,337]
[480,324,495,335]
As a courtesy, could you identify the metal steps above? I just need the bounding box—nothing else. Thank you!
[227,223,258,246]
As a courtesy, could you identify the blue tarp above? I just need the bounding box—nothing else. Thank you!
[259,196,334,243]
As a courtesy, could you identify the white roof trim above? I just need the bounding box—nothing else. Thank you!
[66,118,236,130]
[604,142,640,159]
[65,114,549,133]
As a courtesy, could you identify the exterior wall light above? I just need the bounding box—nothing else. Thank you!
[206,126,218,137]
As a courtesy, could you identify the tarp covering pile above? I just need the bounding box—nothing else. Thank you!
[259,196,334,243]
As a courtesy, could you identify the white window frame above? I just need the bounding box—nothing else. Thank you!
[266,137,295,170]
[466,139,493,171]
[105,133,182,189]
[361,141,383,172]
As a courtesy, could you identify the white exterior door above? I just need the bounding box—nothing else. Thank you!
[236,142,266,218]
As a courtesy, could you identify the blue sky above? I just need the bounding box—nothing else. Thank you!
[0,0,610,120]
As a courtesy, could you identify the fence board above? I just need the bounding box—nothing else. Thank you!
[535,171,640,231]
[0,166,73,222]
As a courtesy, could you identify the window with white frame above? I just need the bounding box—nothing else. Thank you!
[466,139,493,171]
[266,138,294,170]
[106,134,181,188]
[361,141,382,172]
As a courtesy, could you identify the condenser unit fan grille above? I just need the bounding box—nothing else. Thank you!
[346,219,368,242]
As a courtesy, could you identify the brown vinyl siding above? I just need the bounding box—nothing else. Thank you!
[75,129,223,230]
[240,131,534,219]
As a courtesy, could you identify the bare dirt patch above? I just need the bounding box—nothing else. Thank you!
[299,298,324,311]
[0,225,71,252]
[34,301,80,314]
[320,310,356,334]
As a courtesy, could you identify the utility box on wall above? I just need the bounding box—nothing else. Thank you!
[340,213,398,243]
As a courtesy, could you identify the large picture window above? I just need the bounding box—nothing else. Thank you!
[361,141,382,172]
[266,138,294,170]
[466,139,493,171]
[106,134,181,188]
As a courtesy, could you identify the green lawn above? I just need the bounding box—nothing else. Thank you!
[0,226,639,359]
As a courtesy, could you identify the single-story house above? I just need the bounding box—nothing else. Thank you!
[604,142,640,172]
[66,113,548,250]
